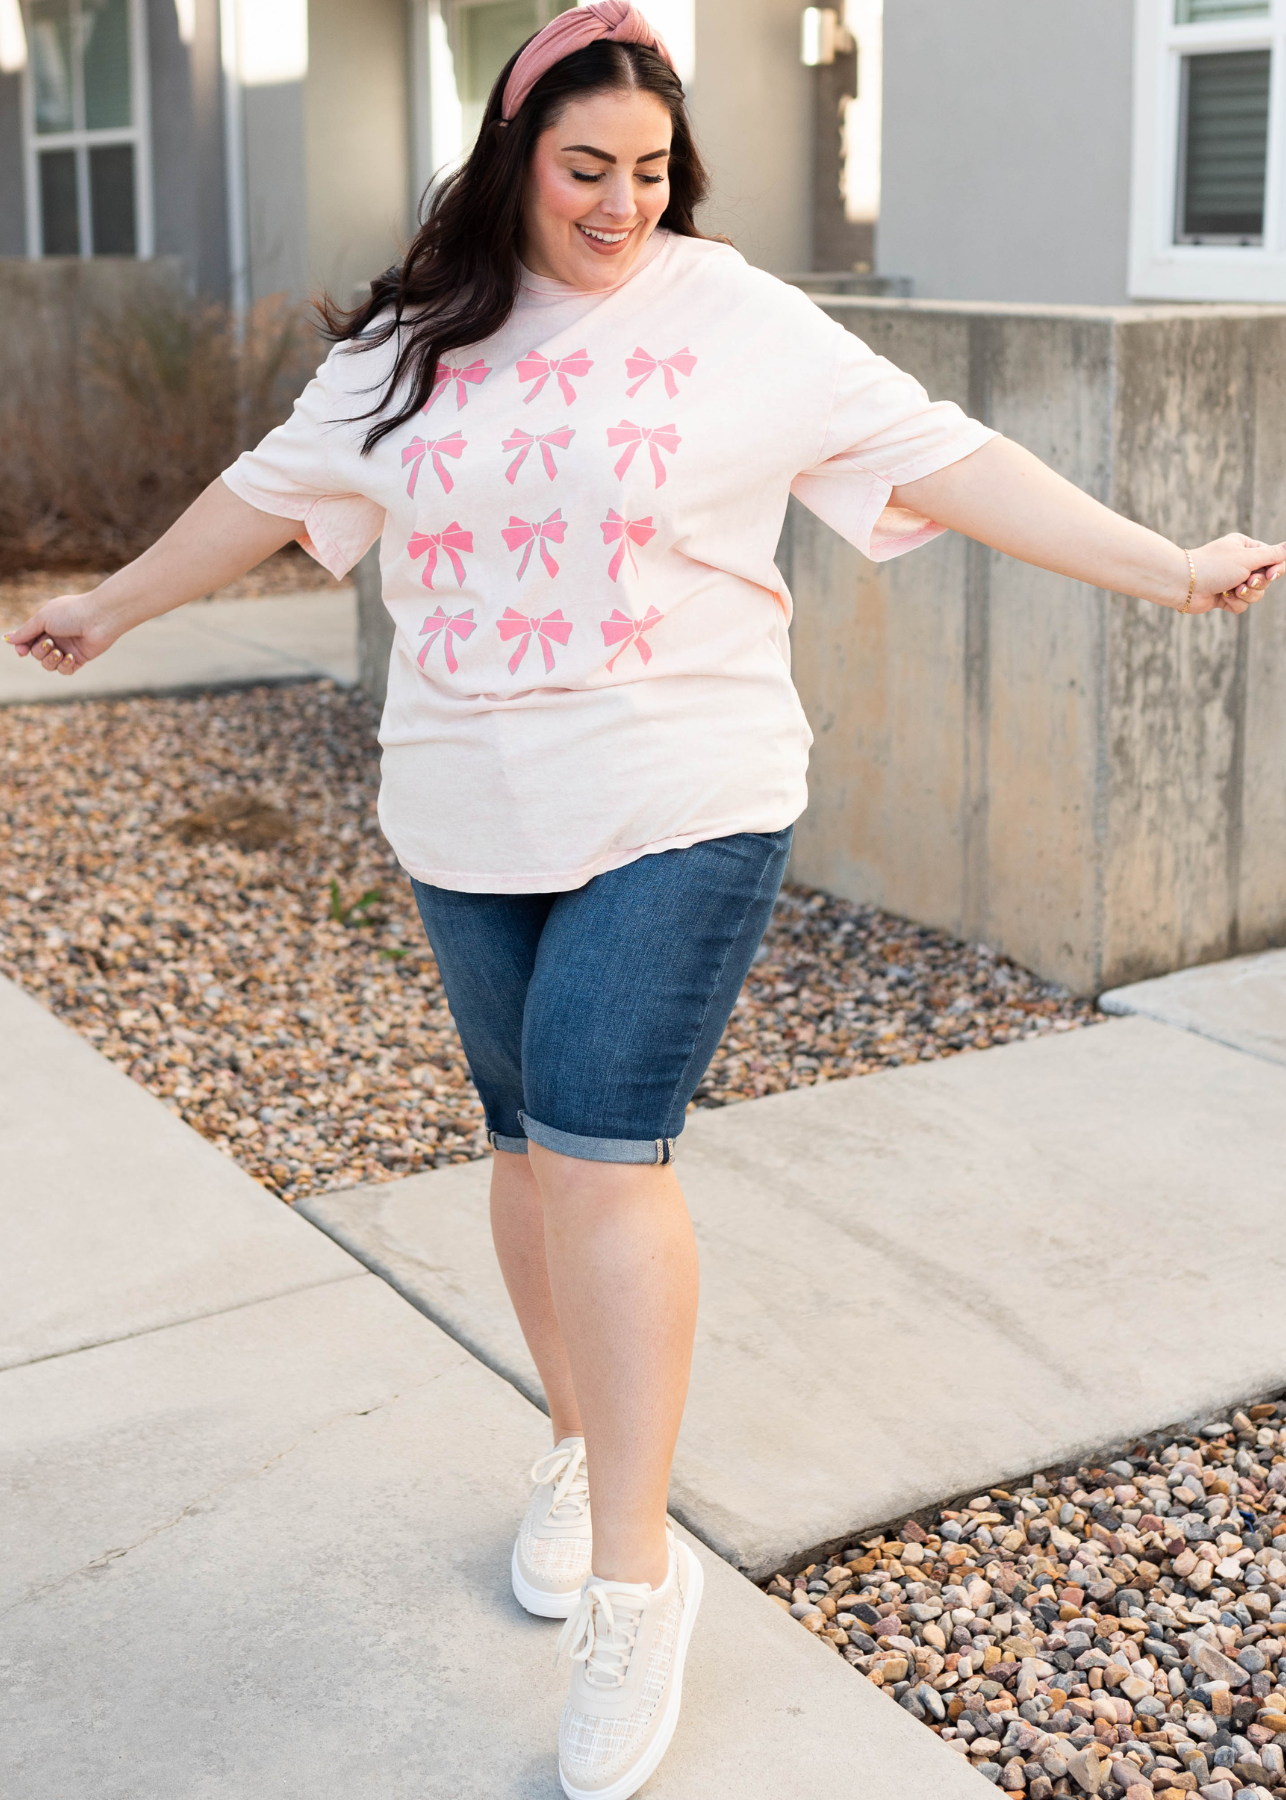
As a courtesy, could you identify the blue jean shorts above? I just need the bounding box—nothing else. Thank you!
[410,828,792,1165]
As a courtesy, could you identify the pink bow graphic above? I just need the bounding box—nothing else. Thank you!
[503,425,575,484]
[601,606,663,672]
[625,346,697,400]
[402,431,465,497]
[417,606,476,675]
[516,349,593,405]
[425,358,491,412]
[607,420,681,486]
[407,522,473,589]
[600,510,656,582]
[501,508,568,581]
[497,607,573,675]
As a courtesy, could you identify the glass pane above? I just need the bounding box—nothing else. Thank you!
[89,142,135,253]
[456,2,541,104]
[1179,49,1271,241]
[30,0,76,135]
[1177,0,1269,20]
[39,148,81,253]
[84,0,132,130]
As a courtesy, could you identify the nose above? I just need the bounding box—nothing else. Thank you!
[594,171,636,221]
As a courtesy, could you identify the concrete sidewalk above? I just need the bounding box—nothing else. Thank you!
[0,589,356,705]
[0,971,986,1798]
[303,1008,1286,1583]
[1102,945,1286,1066]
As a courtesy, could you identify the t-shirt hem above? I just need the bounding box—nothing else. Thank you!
[395,814,804,895]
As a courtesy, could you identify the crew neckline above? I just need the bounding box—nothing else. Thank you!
[519,227,669,297]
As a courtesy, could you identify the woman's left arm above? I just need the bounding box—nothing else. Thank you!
[892,436,1285,616]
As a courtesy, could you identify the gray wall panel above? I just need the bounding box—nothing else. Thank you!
[879,0,1134,304]
[0,72,25,257]
[148,0,197,265]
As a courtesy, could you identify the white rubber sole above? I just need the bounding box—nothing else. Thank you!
[511,1541,583,1620]
[559,1541,705,1800]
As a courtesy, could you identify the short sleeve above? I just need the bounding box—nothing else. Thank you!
[790,324,996,563]
[221,344,386,580]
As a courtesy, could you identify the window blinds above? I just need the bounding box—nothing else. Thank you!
[1178,49,1272,240]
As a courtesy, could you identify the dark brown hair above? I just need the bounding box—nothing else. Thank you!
[317,37,711,454]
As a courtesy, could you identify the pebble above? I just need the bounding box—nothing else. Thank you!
[764,1396,1286,1799]
[0,680,1102,1205]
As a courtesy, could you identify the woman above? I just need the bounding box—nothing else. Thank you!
[9,6,1282,1795]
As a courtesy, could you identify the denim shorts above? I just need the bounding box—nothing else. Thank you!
[410,828,792,1165]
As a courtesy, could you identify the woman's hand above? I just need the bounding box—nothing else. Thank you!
[3,479,302,678]
[4,588,125,675]
[1188,534,1286,615]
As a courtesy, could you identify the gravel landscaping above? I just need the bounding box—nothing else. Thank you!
[764,1402,1286,1800]
[1,680,1098,1202]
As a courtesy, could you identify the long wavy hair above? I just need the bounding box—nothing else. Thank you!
[317,37,712,455]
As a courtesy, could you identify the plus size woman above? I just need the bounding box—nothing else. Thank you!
[10,6,1282,1795]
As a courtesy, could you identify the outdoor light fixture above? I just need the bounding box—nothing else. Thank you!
[0,0,27,75]
[235,0,309,85]
[800,6,854,67]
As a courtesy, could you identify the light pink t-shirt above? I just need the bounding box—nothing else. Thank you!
[222,232,993,893]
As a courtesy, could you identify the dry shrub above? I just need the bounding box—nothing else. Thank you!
[165,794,295,851]
[0,289,319,576]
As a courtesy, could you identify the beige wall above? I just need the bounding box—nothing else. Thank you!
[305,0,412,305]
[784,299,1286,996]
[688,0,811,274]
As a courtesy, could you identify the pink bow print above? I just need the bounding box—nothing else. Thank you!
[600,510,656,581]
[497,607,573,675]
[501,508,568,581]
[417,606,476,675]
[517,349,593,405]
[425,358,491,412]
[601,606,663,672]
[402,431,465,498]
[625,346,697,400]
[503,426,575,484]
[407,522,473,589]
[607,420,681,486]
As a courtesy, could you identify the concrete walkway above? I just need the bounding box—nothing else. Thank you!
[0,589,356,705]
[1102,945,1286,1067]
[0,971,986,1798]
[303,1006,1286,1583]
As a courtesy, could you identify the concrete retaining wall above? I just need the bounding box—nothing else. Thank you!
[783,299,1286,997]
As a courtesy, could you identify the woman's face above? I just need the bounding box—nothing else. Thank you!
[520,88,673,290]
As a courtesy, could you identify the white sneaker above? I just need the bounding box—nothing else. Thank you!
[555,1536,704,1800]
[511,1437,593,1619]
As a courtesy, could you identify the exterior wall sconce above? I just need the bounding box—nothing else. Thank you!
[800,7,854,67]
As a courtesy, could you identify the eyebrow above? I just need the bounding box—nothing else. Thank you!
[560,144,670,164]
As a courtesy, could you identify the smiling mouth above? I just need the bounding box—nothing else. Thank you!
[577,223,635,247]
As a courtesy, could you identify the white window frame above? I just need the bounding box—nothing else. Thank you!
[20,0,154,259]
[1130,0,1286,299]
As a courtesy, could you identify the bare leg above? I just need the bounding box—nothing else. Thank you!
[529,1143,698,1590]
[490,1148,583,1444]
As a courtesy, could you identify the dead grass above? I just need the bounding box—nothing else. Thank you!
[0,290,319,577]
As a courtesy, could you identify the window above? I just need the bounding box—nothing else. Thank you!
[22,0,152,257]
[1130,0,1286,298]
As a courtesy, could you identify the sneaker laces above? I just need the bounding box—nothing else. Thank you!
[556,1582,645,1689]
[529,1440,590,1525]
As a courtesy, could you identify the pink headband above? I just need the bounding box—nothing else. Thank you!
[501,2,675,122]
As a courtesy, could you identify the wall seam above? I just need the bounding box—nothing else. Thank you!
[1091,318,1118,996]
[962,316,993,946]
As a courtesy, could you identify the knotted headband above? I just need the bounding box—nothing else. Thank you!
[501,2,675,121]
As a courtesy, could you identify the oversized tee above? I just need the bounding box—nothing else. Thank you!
[222,231,994,893]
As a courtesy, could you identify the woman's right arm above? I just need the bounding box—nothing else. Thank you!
[4,480,303,677]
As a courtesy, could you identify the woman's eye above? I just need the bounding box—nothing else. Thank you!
[570,170,604,183]
[638,173,665,185]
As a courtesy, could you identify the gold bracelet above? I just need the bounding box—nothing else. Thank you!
[1180,549,1196,614]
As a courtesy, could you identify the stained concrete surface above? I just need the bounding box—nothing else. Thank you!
[0,589,356,705]
[1101,946,1286,1067]
[304,1015,1286,1582]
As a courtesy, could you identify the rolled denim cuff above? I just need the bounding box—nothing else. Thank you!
[488,1129,529,1154]
[519,1111,677,1165]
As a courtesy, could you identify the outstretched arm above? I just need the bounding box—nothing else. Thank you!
[4,480,301,676]
[893,436,1285,616]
